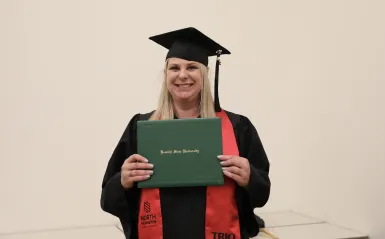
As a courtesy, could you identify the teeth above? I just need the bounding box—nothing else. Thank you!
[178,84,191,88]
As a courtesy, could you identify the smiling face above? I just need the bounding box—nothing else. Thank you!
[165,57,203,104]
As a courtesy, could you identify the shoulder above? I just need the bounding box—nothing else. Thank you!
[119,110,155,141]
[224,109,255,130]
[127,110,155,124]
[136,110,156,121]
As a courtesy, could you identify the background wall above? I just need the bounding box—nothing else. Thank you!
[1,0,384,238]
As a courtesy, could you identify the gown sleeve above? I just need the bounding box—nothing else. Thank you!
[100,113,140,221]
[239,116,271,209]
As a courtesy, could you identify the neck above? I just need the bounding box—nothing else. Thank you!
[173,100,200,119]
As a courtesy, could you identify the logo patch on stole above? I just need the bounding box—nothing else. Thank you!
[212,232,236,239]
[140,201,157,227]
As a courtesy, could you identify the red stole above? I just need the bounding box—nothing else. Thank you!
[137,110,241,239]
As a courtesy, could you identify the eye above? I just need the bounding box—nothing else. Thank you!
[188,65,198,70]
[168,66,179,71]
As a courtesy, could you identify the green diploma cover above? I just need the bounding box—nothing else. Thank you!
[137,117,224,188]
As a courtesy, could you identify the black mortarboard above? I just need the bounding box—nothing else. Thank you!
[255,215,280,239]
[149,27,231,112]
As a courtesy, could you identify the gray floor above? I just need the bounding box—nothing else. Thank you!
[0,211,368,239]
[0,225,124,239]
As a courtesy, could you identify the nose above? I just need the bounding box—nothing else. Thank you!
[178,68,188,79]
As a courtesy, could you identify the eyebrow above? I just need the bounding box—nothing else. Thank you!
[169,62,198,67]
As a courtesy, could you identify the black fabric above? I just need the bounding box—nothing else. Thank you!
[160,186,206,239]
[255,215,266,228]
[166,40,209,66]
[100,110,270,239]
[149,27,231,66]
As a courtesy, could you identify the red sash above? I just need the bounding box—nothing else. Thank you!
[137,110,241,239]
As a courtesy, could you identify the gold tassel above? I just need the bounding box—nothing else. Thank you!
[259,228,280,239]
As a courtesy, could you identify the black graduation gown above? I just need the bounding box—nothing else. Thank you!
[100,110,271,239]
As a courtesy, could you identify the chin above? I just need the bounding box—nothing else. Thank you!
[174,94,195,101]
[171,91,199,101]
[170,86,198,99]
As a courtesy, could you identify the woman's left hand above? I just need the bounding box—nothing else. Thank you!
[218,155,251,187]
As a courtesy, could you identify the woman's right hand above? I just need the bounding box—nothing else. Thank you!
[121,154,154,189]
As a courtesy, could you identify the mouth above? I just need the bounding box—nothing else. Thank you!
[175,83,193,88]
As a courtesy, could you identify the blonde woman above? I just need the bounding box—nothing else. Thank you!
[100,27,271,239]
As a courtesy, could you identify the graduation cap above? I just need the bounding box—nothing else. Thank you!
[149,27,231,112]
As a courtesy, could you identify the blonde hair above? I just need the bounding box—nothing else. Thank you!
[149,60,216,120]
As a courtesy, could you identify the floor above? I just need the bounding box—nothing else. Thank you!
[0,225,124,239]
[0,211,368,239]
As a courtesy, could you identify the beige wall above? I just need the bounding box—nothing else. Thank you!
[1,0,384,238]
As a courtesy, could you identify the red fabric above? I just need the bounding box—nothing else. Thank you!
[138,110,240,239]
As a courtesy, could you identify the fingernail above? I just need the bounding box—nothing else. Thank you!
[220,161,225,165]
[217,155,222,158]
[148,164,154,168]
[149,170,154,174]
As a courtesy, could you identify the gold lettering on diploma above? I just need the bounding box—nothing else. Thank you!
[160,149,200,155]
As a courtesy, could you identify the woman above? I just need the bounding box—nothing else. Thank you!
[100,27,271,239]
